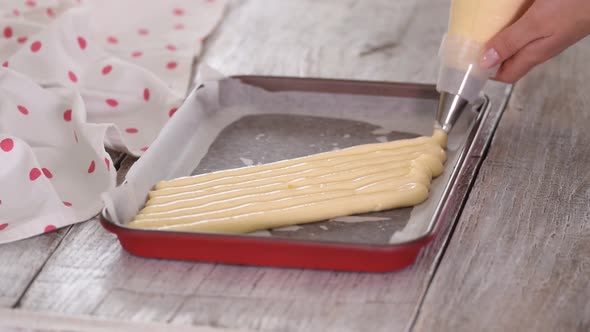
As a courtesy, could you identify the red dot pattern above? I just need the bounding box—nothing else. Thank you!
[42,168,53,178]
[30,41,42,52]
[88,160,96,173]
[63,109,72,121]
[3,27,13,38]
[29,168,42,181]
[102,65,112,75]
[106,99,118,107]
[0,0,224,242]
[166,61,177,70]
[77,36,87,50]
[17,105,29,115]
[68,70,78,83]
[0,138,14,152]
[44,225,56,233]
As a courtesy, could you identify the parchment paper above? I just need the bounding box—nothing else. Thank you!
[103,67,478,245]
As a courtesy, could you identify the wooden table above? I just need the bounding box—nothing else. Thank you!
[1,1,589,331]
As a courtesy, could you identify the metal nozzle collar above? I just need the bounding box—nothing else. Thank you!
[435,92,470,133]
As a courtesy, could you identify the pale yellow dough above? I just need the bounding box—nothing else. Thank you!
[128,130,448,234]
[449,0,533,44]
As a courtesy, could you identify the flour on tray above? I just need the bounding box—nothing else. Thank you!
[240,157,254,166]
[376,136,388,143]
[273,225,303,232]
[371,128,391,135]
[249,230,272,237]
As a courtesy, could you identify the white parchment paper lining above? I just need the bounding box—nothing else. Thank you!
[103,67,475,244]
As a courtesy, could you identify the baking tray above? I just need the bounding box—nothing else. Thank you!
[101,74,510,272]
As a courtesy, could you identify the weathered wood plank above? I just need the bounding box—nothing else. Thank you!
[0,150,124,309]
[16,217,442,332]
[0,229,69,308]
[413,40,590,332]
[202,0,448,83]
[13,0,468,331]
[0,308,247,332]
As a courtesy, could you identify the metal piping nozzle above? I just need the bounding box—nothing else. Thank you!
[435,92,470,133]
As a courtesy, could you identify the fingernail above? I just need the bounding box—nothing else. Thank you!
[480,48,501,69]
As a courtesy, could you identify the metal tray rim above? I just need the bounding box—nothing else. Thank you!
[99,75,506,270]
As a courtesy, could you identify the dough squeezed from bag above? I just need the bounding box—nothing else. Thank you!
[128,130,448,234]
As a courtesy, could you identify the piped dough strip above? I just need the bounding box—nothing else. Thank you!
[154,135,446,190]
[128,130,448,234]
[145,152,442,206]
[148,143,444,197]
[134,167,433,219]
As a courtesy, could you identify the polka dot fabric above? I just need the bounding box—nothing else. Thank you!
[0,0,226,243]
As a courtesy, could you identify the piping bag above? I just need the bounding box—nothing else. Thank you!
[435,0,533,132]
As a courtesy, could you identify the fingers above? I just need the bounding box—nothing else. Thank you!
[480,8,548,69]
[493,37,549,83]
[479,0,590,83]
[493,28,582,83]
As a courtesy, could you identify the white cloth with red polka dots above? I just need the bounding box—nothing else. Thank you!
[0,0,226,243]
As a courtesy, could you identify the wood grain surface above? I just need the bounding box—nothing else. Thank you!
[9,1,469,331]
[16,217,444,331]
[413,39,590,332]
[2,0,588,331]
[0,229,69,308]
[0,308,246,332]
[202,0,448,82]
[0,151,123,309]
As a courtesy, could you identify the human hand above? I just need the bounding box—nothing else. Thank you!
[479,0,590,83]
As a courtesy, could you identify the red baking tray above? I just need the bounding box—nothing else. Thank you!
[100,218,431,272]
[100,76,506,272]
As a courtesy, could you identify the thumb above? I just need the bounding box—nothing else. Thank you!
[480,15,541,69]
